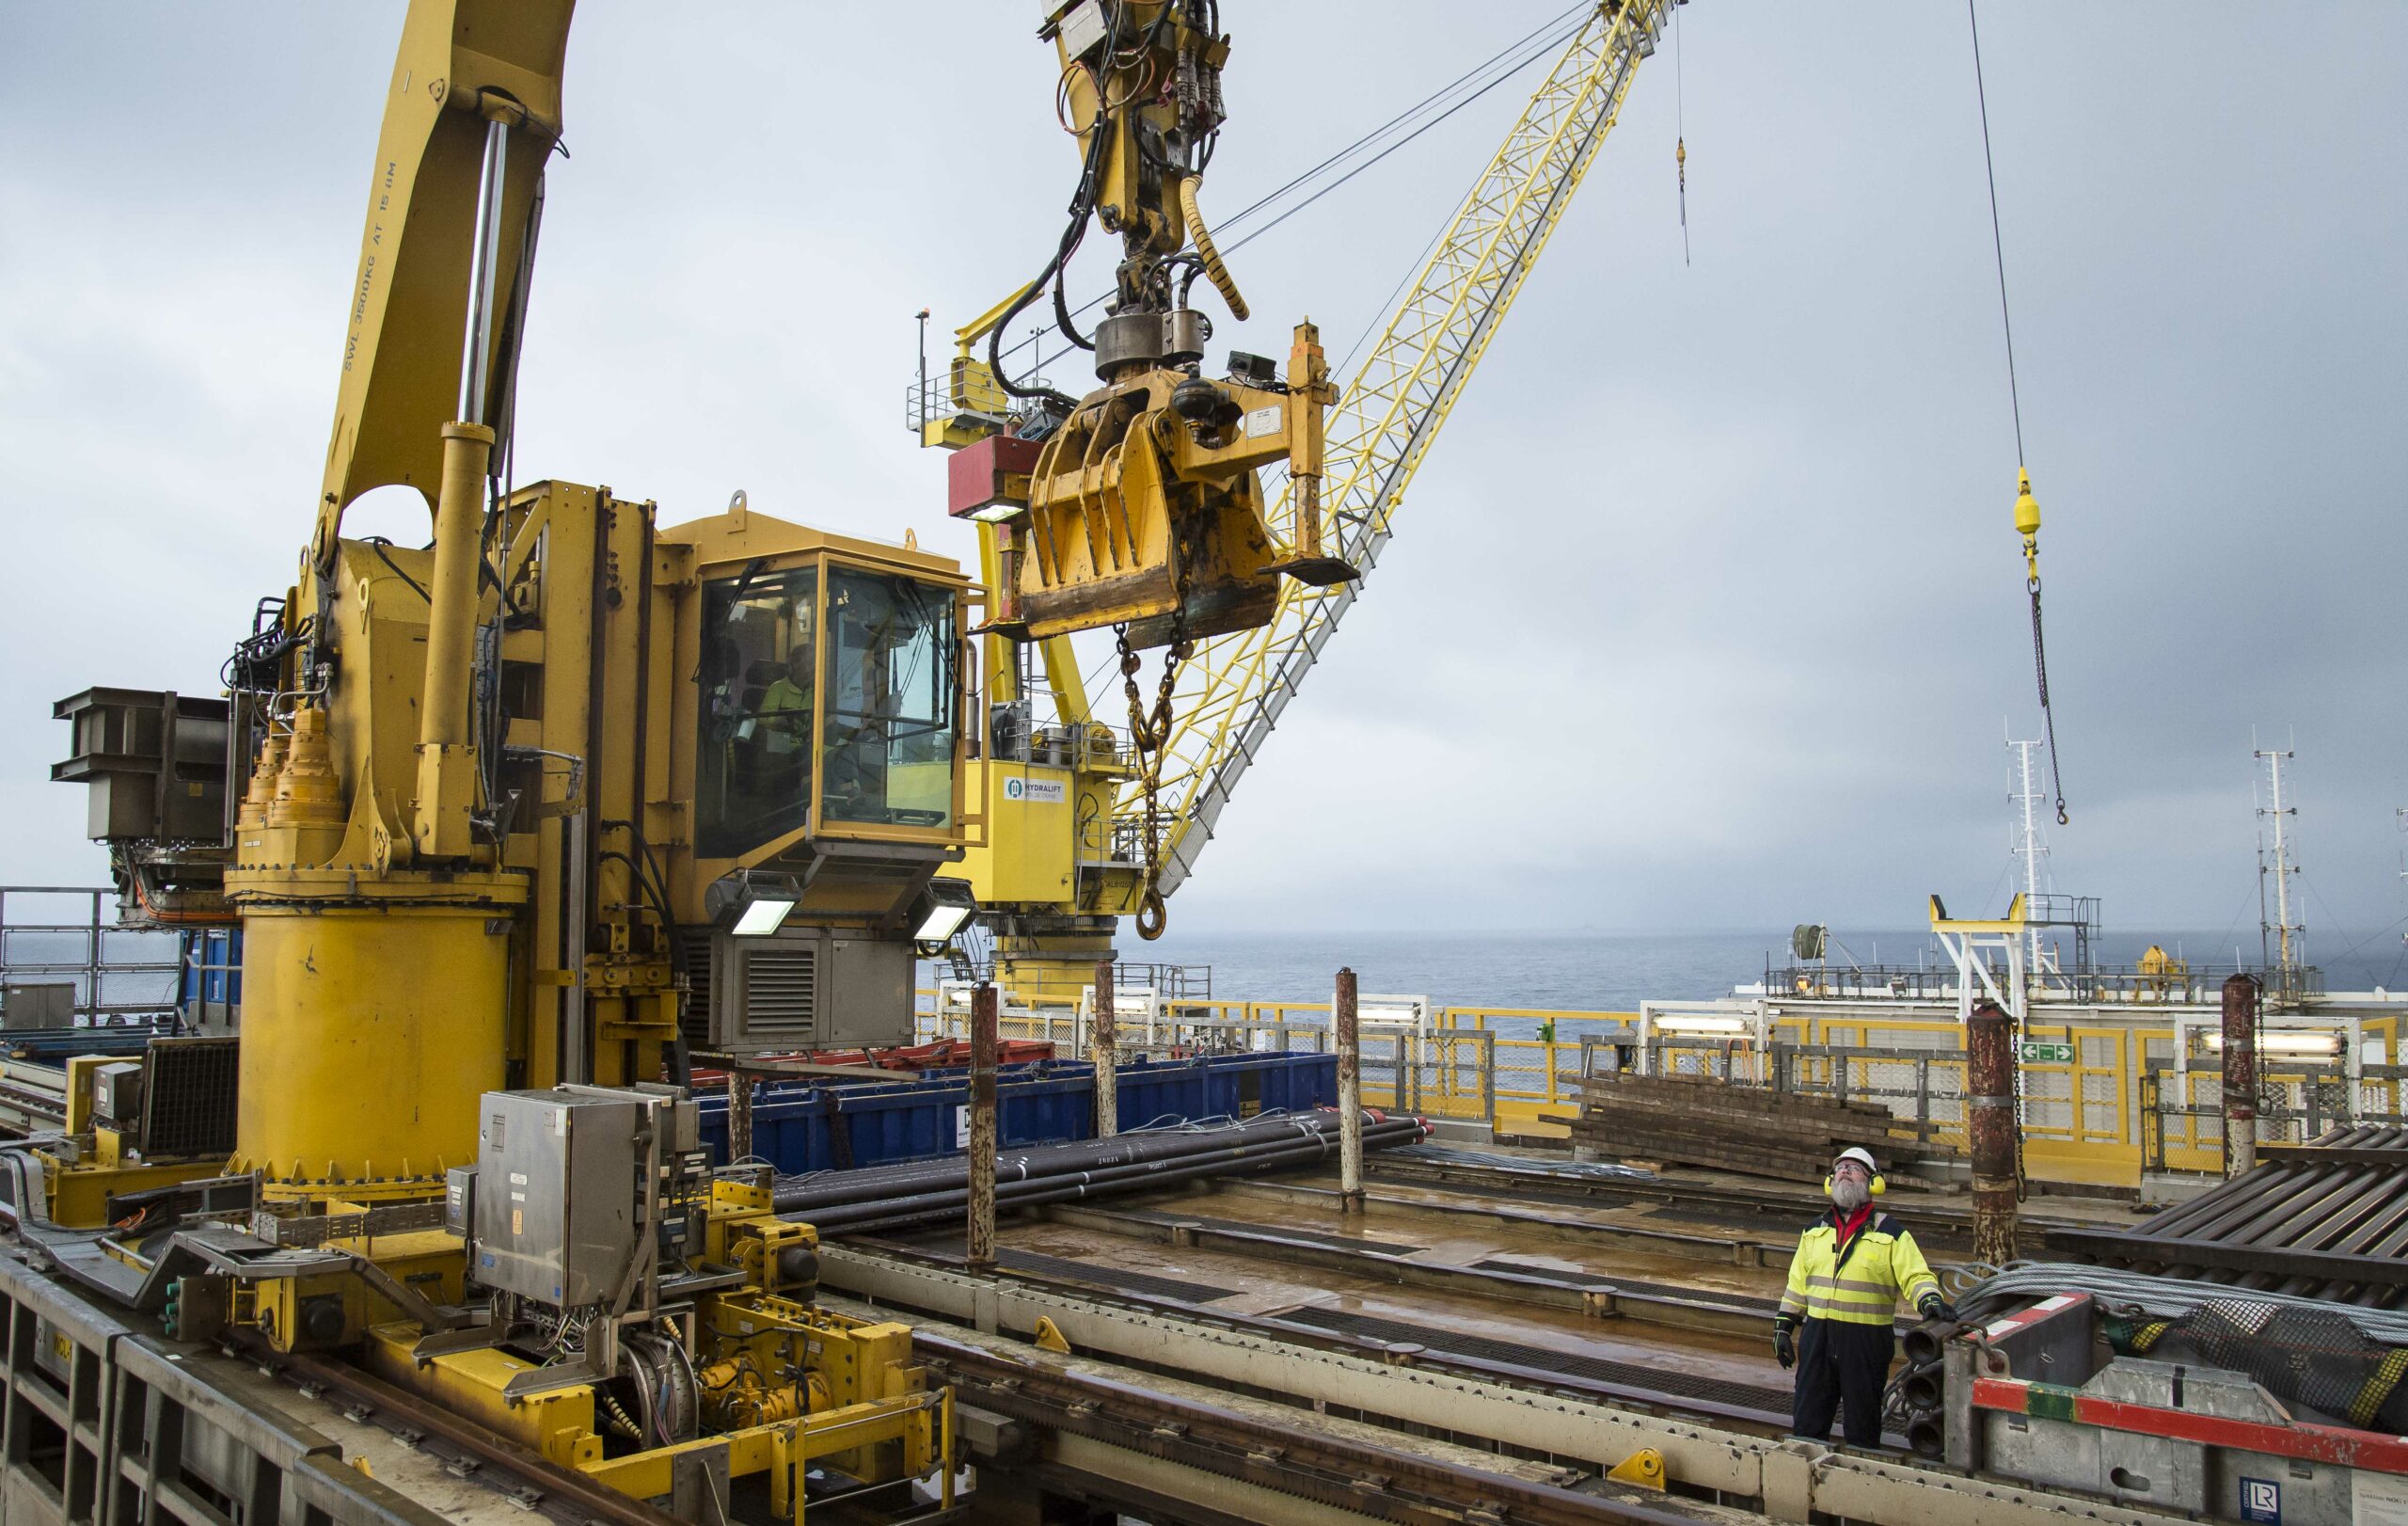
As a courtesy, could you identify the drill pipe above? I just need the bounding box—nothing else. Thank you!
[768,1110,1406,1214]
[775,1113,1428,1238]
[796,1118,1430,1232]
[789,1117,1425,1232]
[789,1118,1429,1229]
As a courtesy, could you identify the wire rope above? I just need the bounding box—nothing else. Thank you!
[993,8,1586,381]
[1673,0,1688,264]
[1968,0,2067,825]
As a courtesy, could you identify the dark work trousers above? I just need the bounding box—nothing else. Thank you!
[1791,1316,1894,1447]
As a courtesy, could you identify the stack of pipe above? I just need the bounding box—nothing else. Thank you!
[773,1109,1429,1239]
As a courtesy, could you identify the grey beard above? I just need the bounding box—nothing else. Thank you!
[1830,1179,1871,1212]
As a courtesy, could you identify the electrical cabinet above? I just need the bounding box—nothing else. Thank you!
[470,1089,642,1308]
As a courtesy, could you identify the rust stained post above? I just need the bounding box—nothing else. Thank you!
[2223,973,2259,1179]
[1092,960,1119,1138]
[967,980,999,1271]
[727,1066,753,1166]
[1336,967,1364,1212]
[1966,997,2020,1265]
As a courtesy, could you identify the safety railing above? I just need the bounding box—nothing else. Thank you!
[2142,1058,2408,1172]
[901,365,1017,441]
[0,886,183,1025]
[912,984,2408,1187]
[1759,960,2326,1009]
[984,708,1132,773]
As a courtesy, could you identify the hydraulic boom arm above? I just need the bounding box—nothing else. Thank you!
[310,0,570,566]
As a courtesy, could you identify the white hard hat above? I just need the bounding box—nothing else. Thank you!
[1833,1146,1878,1173]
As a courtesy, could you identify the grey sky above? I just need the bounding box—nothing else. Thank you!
[1,3,2400,945]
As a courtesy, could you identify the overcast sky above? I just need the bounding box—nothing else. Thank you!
[1,3,2400,945]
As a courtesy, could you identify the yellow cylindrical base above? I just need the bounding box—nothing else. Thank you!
[993,950,1117,1009]
[233,901,508,1200]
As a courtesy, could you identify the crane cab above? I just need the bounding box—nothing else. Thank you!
[661,506,973,1057]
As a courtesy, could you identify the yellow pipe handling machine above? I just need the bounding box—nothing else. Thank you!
[932,1,1352,944]
[24,2,1001,1518]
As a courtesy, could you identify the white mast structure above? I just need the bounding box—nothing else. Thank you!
[2256,746,2304,981]
[2009,735,2053,975]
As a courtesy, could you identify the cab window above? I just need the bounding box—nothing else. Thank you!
[695,565,817,858]
[821,567,956,829]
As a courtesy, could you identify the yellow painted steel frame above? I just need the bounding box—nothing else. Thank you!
[1014,325,1336,643]
[225,535,527,1199]
[224,484,973,1178]
[360,1283,944,1517]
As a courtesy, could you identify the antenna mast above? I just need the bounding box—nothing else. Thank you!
[2256,746,2304,985]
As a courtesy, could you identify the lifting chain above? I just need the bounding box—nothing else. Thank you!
[2026,566,2067,827]
[1117,545,1193,941]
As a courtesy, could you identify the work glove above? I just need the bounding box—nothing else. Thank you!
[1920,1295,1957,1325]
[1773,1318,1798,1370]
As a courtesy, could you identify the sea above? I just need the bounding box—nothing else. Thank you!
[17,923,2408,1028]
[1111,927,2408,1012]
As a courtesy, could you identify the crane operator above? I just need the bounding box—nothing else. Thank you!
[761,648,815,750]
[1773,1147,1956,1447]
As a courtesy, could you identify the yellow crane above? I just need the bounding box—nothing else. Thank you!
[927,0,1681,986]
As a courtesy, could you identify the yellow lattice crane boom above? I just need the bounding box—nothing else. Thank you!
[929,1,1677,985]
[1136,1,1674,902]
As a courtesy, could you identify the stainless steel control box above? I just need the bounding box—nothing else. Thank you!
[443,1165,476,1238]
[470,1089,642,1309]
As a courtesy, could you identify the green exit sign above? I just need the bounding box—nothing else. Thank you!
[2020,1041,2075,1065]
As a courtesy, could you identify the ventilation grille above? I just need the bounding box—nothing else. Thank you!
[141,1035,238,1158]
[739,944,818,1045]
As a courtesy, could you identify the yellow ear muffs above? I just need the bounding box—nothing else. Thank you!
[1824,1174,1889,1197]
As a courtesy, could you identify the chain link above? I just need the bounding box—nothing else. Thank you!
[2028,572,2067,825]
[1117,543,1192,940]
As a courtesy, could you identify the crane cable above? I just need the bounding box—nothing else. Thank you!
[1968,0,2067,826]
[1673,0,1688,265]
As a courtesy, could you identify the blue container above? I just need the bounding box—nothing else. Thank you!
[696,1051,1338,1174]
[180,928,241,1015]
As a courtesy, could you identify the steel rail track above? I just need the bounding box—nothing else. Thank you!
[278,1353,688,1526]
[847,1237,1799,1437]
[913,1327,1697,1526]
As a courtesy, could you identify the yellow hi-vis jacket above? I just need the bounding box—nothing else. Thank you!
[1779,1209,1941,1327]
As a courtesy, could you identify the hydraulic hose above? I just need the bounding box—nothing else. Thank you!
[1178,174,1248,321]
[990,109,1117,410]
[1955,1262,2408,1347]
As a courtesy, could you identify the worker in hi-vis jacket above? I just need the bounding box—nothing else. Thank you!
[1773,1147,1956,1446]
